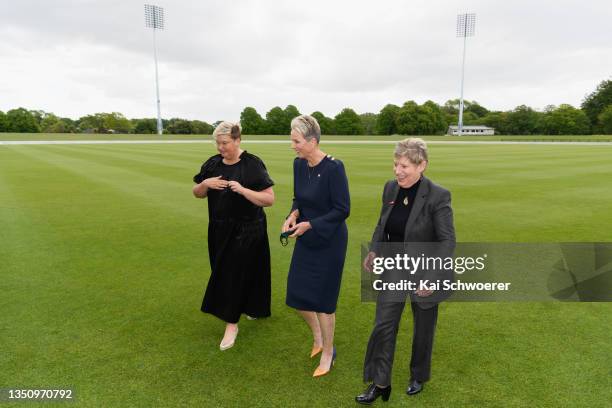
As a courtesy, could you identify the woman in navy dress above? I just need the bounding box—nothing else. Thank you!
[282,115,350,377]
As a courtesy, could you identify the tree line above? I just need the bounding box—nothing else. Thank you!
[0,111,215,135]
[1,78,611,135]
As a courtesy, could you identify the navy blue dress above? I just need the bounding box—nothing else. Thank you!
[286,156,350,313]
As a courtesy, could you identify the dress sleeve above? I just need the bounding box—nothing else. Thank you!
[193,156,218,184]
[247,157,275,191]
[309,160,350,241]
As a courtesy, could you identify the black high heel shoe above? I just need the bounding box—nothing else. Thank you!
[406,379,424,395]
[355,384,391,405]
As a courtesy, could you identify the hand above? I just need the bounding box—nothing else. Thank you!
[363,251,377,273]
[204,176,228,190]
[289,221,311,238]
[282,212,298,233]
[415,289,434,297]
[227,180,245,195]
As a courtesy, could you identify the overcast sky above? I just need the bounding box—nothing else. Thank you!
[1,0,611,122]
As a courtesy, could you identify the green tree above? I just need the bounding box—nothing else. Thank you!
[461,111,480,126]
[396,101,420,135]
[375,104,400,135]
[443,99,480,114]
[191,120,214,135]
[58,117,77,133]
[334,108,364,135]
[0,111,8,132]
[284,105,301,124]
[444,113,454,127]
[396,101,446,135]
[77,112,132,133]
[505,105,541,135]
[78,113,106,133]
[466,101,489,117]
[581,79,612,131]
[132,118,157,134]
[240,107,266,135]
[419,100,447,134]
[6,108,40,133]
[29,110,46,128]
[40,113,60,132]
[40,114,75,133]
[539,104,591,135]
[265,106,287,134]
[597,105,612,134]
[166,118,192,134]
[443,99,489,125]
[360,113,377,135]
[311,111,335,135]
[103,112,132,133]
[482,111,508,134]
[442,99,460,115]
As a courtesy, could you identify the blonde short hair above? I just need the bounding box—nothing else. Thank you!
[290,115,321,143]
[212,121,241,140]
[394,137,428,165]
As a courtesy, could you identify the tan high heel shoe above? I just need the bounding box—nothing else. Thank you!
[313,347,336,377]
[310,345,323,358]
[219,327,238,351]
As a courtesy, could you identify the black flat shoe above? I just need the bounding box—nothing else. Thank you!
[355,384,391,405]
[406,379,423,395]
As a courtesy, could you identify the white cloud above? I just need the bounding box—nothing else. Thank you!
[1,0,611,122]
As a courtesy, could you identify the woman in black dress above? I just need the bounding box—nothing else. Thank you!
[282,115,350,377]
[192,122,275,351]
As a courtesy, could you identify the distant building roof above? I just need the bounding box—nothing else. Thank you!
[448,125,495,130]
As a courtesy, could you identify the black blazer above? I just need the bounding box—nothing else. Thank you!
[370,176,456,307]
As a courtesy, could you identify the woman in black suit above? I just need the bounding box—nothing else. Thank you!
[356,138,455,404]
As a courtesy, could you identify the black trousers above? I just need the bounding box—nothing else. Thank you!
[363,299,439,387]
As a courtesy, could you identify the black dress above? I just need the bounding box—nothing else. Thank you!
[193,151,274,323]
[285,156,350,313]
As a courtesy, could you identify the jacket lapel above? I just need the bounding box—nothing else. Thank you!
[404,176,430,239]
[379,181,399,235]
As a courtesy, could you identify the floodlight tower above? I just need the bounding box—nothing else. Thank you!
[456,13,476,136]
[145,4,165,135]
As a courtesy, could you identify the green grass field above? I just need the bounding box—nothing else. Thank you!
[1,140,611,407]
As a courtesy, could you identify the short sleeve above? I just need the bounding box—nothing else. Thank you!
[247,157,274,191]
[193,156,220,184]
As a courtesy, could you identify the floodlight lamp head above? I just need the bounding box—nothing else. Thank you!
[456,13,476,37]
[145,4,165,30]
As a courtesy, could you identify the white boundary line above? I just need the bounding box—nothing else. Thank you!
[1,139,611,146]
